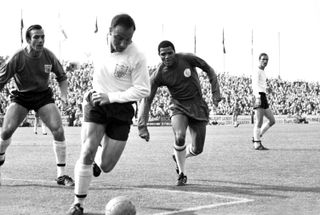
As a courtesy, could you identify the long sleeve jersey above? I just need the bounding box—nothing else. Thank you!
[252,68,267,97]
[92,41,150,103]
[0,47,67,92]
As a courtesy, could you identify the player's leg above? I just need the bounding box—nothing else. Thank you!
[0,103,28,184]
[34,113,39,134]
[38,103,73,185]
[186,120,206,159]
[253,109,268,150]
[68,122,105,214]
[260,108,275,137]
[41,120,47,135]
[93,120,131,177]
[97,136,126,173]
[171,114,188,186]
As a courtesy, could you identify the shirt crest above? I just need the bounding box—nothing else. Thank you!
[114,63,130,79]
[44,64,52,73]
[184,68,191,77]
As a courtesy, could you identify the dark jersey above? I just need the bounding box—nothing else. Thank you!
[0,47,67,92]
[138,53,220,126]
[152,53,213,101]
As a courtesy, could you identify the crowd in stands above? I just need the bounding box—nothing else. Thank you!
[1,58,319,126]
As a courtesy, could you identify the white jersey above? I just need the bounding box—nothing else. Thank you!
[252,68,267,97]
[92,40,150,103]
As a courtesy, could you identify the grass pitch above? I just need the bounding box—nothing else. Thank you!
[0,123,320,214]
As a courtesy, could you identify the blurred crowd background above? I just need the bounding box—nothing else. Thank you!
[1,58,319,127]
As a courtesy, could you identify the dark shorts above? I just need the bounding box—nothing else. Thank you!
[253,92,269,109]
[10,88,55,112]
[170,98,209,123]
[83,91,134,141]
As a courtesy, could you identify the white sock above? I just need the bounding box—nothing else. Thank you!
[174,145,186,174]
[41,123,47,134]
[53,140,66,177]
[253,126,261,141]
[74,161,92,207]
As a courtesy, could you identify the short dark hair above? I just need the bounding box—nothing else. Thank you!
[259,53,268,60]
[158,40,175,54]
[26,24,43,41]
[110,14,135,31]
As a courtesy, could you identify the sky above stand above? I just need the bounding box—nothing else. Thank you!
[1,0,320,82]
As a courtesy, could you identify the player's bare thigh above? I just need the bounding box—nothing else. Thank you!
[99,135,127,172]
[188,120,206,155]
[171,114,188,145]
[1,103,29,139]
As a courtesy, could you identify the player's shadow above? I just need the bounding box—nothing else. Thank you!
[271,148,320,152]
[134,178,320,199]
[85,213,104,215]
[194,179,320,196]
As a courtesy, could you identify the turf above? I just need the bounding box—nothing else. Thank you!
[0,123,320,215]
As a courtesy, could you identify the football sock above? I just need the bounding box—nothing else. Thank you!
[253,126,261,148]
[41,123,47,134]
[260,122,271,137]
[74,161,92,207]
[53,140,66,177]
[174,145,186,174]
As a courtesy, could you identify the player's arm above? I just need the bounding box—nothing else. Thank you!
[0,55,17,92]
[50,55,68,108]
[187,54,222,106]
[137,66,161,142]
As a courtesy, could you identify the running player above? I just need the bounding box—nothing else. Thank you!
[66,14,150,215]
[138,40,221,186]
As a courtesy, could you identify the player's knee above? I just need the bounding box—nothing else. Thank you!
[1,128,15,140]
[100,163,115,173]
[269,120,276,127]
[189,145,203,156]
[174,134,186,146]
[51,125,65,141]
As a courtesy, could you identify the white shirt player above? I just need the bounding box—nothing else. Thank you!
[252,68,267,98]
[92,39,150,103]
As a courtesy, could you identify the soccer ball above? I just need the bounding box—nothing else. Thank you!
[105,196,136,215]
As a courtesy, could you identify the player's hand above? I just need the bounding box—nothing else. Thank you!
[92,92,110,106]
[139,127,150,142]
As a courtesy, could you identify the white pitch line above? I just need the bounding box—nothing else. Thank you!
[3,177,55,184]
[131,187,254,215]
[152,199,253,215]
[3,177,254,214]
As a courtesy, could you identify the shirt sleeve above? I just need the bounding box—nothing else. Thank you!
[108,56,151,103]
[137,65,161,129]
[0,53,20,91]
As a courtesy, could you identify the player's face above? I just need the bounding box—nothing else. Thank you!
[109,25,134,53]
[259,55,269,69]
[159,47,175,67]
[28,29,45,52]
